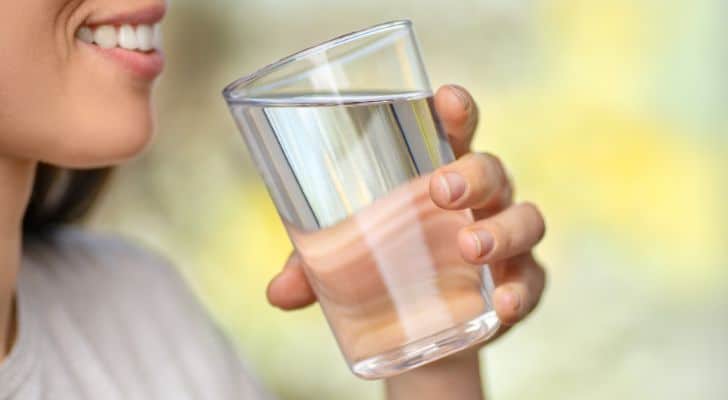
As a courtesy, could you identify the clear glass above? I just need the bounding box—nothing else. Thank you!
[223,20,500,379]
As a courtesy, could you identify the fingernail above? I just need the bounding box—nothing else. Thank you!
[447,84,472,110]
[438,172,467,203]
[469,230,494,257]
[501,290,521,313]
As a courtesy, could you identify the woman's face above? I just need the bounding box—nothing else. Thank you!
[0,0,166,167]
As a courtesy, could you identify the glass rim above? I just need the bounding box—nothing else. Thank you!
[222,19,413,102]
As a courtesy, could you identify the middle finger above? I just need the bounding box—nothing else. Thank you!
[429,152,513,216]
[457,202,546,265]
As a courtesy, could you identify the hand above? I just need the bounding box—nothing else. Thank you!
[266,84,546,341]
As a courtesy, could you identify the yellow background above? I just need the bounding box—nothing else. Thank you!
[93,1,728,398]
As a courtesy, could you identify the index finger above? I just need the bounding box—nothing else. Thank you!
[434,84,480,158]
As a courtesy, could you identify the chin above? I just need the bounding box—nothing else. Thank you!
[47,100,156,169]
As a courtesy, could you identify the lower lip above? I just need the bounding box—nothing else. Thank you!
[80,41,165,80]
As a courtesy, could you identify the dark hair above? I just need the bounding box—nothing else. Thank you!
[22,164,113,234]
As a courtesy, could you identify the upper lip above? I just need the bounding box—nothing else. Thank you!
[84,3,166,26]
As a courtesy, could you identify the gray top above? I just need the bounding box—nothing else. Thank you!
[0,228,270,400]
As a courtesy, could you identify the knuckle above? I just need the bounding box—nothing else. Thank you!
[500,182,514,205]
[530,278,546,313]
[519,201,540,215]
[530,254,547,283]
[525,256,547,313]
[482,153,506,177]
[539,266,547,295]
[482,153,507,185]
[506,255,547,316]
[472,152,496,169]
[533,261,547,288]
[483,152,504,170]
[519,201,546,240]
[468,153,499,188]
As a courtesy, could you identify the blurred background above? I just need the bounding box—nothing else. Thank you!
[92,0,728,398]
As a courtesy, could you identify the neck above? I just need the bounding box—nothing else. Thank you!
[0,156,35,361]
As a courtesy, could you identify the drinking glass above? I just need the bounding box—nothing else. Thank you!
[223,20,500,379]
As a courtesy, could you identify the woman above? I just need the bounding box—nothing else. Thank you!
[0,1,546,399]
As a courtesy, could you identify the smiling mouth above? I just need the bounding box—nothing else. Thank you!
[76,24,162,52]
[75,5,167,80]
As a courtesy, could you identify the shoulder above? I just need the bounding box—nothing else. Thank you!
[21,226,205,342]
[22,225,210,336]
[24,226,182,288]
[21,226,269,399]
[22,226,207,320]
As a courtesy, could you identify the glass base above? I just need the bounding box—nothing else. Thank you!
[350,311,500,379]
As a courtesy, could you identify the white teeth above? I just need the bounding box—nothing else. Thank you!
[93,25,117,49]
[76,26,94,44]
[153,24,162,50]
[136,25,153,51]
[77,23,162,51]
[118,24,138,50]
